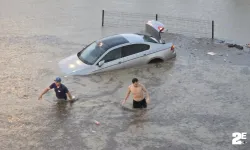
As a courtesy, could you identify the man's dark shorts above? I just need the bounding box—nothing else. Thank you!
[133,98,147,108]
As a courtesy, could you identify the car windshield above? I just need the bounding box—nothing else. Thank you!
[142,35,158,43]
[77,41,107,65]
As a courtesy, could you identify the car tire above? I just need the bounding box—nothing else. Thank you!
[148,58,164,64]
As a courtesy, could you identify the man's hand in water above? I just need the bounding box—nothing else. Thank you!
[67,92,73,101]
[38,88,50,100]
[122,87,131,105]
[121,99,126,105]
[38,95,43,100]
[141,84,150,104]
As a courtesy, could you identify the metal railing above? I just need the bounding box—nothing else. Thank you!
[102,10,214,39]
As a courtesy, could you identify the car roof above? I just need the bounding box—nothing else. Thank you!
[96,35,129,51]
[97,34,129,51]
[120,33,145,43]
[95,33,151,52]
[98,33,145,45]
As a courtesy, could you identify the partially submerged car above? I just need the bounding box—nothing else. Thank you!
[58,20,176,76]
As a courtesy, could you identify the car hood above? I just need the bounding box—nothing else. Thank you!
[58,54,92,75]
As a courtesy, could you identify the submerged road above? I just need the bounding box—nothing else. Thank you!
[1,31,250,150]
[1,0,250,150]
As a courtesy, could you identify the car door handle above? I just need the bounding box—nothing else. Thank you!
[118,62,122,64]
[144,54,147,56]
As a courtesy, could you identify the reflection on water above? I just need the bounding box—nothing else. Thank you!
[54,101,70,119]
[51,100,76,120]
[129,109,149,129]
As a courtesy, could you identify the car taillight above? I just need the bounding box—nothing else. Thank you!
[171,45,175,51]
[158,26,164,32]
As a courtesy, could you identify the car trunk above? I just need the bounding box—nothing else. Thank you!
[145,20,165,43]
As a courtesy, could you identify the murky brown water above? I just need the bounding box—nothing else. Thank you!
[1,0,249,43]
[1,0,250,150]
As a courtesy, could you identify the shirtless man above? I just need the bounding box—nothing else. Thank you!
[122,78,150,108]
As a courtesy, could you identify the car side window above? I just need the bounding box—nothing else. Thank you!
[122,44,150,57]
[100,48,122,63]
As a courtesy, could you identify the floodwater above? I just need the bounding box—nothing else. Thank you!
[0,0,250,43]
[1,0,250,150]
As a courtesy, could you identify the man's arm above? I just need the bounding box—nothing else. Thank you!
[38,87,51,100]
[141,84,150,103]
[38,83,54,100]
[122,87,131,105]
[64,86,73,100]
[67,92,73,100]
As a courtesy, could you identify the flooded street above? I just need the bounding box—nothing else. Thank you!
[1,0,250,150]
[1,0,250,43]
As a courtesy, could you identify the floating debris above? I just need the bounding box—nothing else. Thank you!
[22,95,29,99]
[94,120,100,125]
[218,40,225,43]
[228,43,243,50]
[228,44,236,48]
[235,45,243,50]
[207,52,216,56]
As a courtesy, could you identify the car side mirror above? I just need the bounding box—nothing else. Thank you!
[98,60,105,67]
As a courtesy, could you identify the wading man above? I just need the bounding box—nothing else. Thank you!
[38,77,73,101]
[122,78,150,108]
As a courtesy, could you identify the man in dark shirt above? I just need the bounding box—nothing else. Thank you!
[38,77,73,101]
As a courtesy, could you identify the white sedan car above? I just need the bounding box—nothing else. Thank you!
[58,20,176,76]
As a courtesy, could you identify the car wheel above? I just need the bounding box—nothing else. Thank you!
[148,58,164,64]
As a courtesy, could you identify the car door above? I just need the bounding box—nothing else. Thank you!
[93,47,123,73]
[121,44,150,69]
